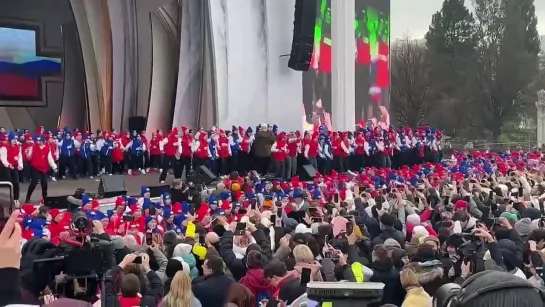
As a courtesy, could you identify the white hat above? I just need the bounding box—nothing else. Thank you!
[295,223,312,234]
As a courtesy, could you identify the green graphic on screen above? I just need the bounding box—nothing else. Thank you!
[302,0,390,129]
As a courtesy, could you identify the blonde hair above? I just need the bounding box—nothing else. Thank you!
[161,271,194,307]
[293,245,314,264]
[400,268,421,289]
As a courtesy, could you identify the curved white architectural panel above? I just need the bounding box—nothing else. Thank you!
[108,0,127,131]
[225,0,268,128]
[263,0,303,131]
[147,11,177,133]
[173,0,205,129]
[208,0,228,128]
[70,0,102,130]
[208,0,302,130]
[83,0,112,129]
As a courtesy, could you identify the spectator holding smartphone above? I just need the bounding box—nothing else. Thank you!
[104,252,163,306]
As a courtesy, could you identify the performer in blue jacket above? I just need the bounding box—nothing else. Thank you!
[128,134,146,175]
[58,132,78,179]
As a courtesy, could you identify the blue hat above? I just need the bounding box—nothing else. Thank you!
[163,209,172,219]
[88,210,106,221]
[162,192,171,201]
[142,198,152,210]
[220,191,231,200]
[141,186,150,196]
[81,194,91,206]
[208,196,218,205]
[33,229,45,238]
[127,198,137,206]
[246,127,253,134]
[174,213,186,226]
[145,215,155,226]
[293,189,302,199]
[181,201,190,213]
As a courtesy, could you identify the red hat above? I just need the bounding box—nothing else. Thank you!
[22,204,36,215]
[454,200,468,210]
[115,197,125,207]
[91,200,100,210]
[221,200,230,211]
[172,203,182,214]
[49,208,61,220]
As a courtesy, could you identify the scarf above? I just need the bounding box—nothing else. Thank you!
[118,296,141,307]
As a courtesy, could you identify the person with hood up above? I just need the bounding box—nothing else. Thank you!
[370,213,405,248]
[239,249,274,301]
[218,219,273,281]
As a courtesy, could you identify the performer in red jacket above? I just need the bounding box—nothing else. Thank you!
[148,132,161,172]
[24,136,57,203]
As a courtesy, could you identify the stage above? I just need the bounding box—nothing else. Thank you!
[0,173,176,211]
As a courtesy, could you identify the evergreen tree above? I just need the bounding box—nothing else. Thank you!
[424,0,477,137]
[471,0,541,139]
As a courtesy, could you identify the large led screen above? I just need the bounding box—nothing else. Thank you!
[0,26,61,101]
[302,0,390,130]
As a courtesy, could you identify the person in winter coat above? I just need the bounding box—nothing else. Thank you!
[368,245,405,307]
[104,253,163,307]
[192,255,235,307]
[400,268,432,307]
[371,213,406,249]
[239,250,274,300]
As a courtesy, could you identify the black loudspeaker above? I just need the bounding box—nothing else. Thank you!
[128,116,147,133]
[98,175,127,198]
[149,185,170,198]
[288,0,318,71]
[189,165,218,185]
[45,195,72,210]
[300,164,317,181]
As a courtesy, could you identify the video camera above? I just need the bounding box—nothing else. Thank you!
[33,212,113,301]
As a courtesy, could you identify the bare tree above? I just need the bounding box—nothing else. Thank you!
[390,38,435,127]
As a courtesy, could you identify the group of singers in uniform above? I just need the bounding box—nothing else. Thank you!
[0,124,443,205]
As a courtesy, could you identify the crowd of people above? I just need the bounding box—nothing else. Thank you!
[2,123,545,306]
[0,124,443,207]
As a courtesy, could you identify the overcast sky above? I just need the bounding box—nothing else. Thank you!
[391,0,545,40]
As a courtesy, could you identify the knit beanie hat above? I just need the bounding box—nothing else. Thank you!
[500,211,519,223]
[412,225,429,239]
[166,258,184,278]
[383,238,401,252]
[406,214,421,226]
[246,250,264,269]
[514,217,537,236]
[173,243,193,258]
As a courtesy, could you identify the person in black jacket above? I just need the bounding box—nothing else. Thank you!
[368,245,405,307]
[193,254,234,307]
[104,253,163,307]
[371,213,406,248]
[218,220,273,281]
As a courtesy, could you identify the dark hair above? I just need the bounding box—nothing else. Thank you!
[205,255,224,274]
[120,273,140,297]
[264,260,288,279]
[452,211,468,222]
[461,271,544,307]
[379,214,395,228]
[304,233,320,257]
